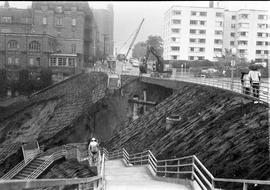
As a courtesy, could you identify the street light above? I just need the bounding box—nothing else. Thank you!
[231,47,237,90]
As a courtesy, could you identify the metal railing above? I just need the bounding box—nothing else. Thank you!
[106,148,270,190]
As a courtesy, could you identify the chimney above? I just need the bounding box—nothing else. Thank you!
[209,1,214,8]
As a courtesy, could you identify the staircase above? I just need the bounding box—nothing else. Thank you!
[12,158,45,179]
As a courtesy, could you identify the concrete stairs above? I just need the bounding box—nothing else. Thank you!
[12,158,45,179]
[105,159,189,190]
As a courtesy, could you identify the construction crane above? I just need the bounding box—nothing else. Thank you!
[117,18,144,61]
[139,45,172,77]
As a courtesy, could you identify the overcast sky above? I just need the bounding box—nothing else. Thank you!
[1,1,269,54]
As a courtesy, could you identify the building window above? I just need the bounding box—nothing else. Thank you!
[199,39,206,43]
[58,58,63,66]
[171,37,180,42]
[56,17,63,26]
[231,32,235,37]
[71,44,76,53]
[240,32,248,37]
[50,57,57,66]
[256,41,263,46]
[257,24,267,29]
[36,57,41,66]
[1,16,12,23]
[171,46,180,51]
[171,28,180,33]
[171,55,177,60]
[189,38,196,43]
[56,6,63,13]
[191,11,197,16]
[238,41,248,45]
[189,47,194,52]
[232,15,236,20]
[230,41,235,45]
[8,57,12,64]
[231,24,236,28]
[214,48,222,52]
[199,30,206,34]
[172,19,181,24]
[43,17,47,25]
[216,12,223,17]
[239,14,249,19]
[215,30,222,35]
[239,49,246,54]
[189,56,195,60]
[29,58,34,66]
[256,50,261,54]
[198,56,204,60]
[264,50,268,54]
[258,15,267,20]
[190,29,196,34]
[200,21,206,26]
[190,20,197,25]
[173,10,181,15]
[72,18,76,26]
[62,58,67,66]
[29,41,41,51]
[215,21,223,27]
[200,12,207,16]
[214,39,222,44]
[199,48,205,52]
[7,40,19,49]
[15,58,19,65]
[68,58,76,67]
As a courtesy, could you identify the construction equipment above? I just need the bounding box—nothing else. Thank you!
[139,46,172,77]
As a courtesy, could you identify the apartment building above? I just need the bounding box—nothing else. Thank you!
[164,5,269,63]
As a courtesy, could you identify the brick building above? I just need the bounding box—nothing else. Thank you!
[0,1,101,81]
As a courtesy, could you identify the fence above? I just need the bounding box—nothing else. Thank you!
[106,148,270,190]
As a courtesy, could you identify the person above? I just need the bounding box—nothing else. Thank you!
[88,137,99,164]
[248,67,261,103]
[240,71,250,95]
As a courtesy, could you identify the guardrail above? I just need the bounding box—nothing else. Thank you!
[106,148,270,190]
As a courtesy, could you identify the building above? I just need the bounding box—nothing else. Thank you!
[163,4,269,63]
[0,1,101,81]
[93,4,114,58]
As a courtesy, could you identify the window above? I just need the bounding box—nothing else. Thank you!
[8,57,12,64]
[171,28,180,33]
[239,23,249,28]
[190,29,196,34]
[42,17,47,25]
[171,37,180,42]
[215,30,222,35]
[29,41,41,51]
[239,49,246,54]
[215,21,223,27]
[62,58,67,66]
[258,15,267,20]
[214,39,222,44]
[189,56,195,60]
[190,20,197,25]
[238,41,248,45]
[68,58,75,67]
[256,41,263,46]
[8,40,19,49]
[171,55,177,60]
[264,50,269,54]
[36,57,41,66]
[172,19,181,24]
[200,21,206,26]
[256,50,261,54]
[216,12,223,17]
[240,32,248,36]
[214,48,222,52]
[239,14,249,19]
[71,44,76,53]
[50,57,57,66]
[189,38,196,43]
[199,39,205,43]
[58,58,63,66]
[171,46,180,51]
[199,30,206,34]
[72,18,76,26]
[29,58,34,66]
[257,24,267,29]
[191,11,196,16]
[230,41,235,45]
[189,47,194,52]
[231,24,236,28]
[257,32,263,37]
[173,10,181,15]
[232,15,236,20]
[200,12,207,16]
[56,17,63,26]
[15,58,19,65]
[1,16,12,23]
[199,48,205,52]
[198,56,204,60]
[56,6,63,13]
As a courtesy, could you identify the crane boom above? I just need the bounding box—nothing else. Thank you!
[125,18,144,58]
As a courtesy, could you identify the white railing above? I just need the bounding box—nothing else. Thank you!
[106,148,270,190]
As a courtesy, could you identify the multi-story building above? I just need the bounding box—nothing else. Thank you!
[93,4,114,57]
[163,5,225,61]
[0,1,102,81]
[163,4,269,63]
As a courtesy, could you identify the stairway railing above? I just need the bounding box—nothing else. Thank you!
[106,148,270,190]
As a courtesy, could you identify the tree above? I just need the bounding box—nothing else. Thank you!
[18,69,32,94]
[132,42,147,59]
[40,68,53,88]
[145,35,163,61]
[0,69,7,96]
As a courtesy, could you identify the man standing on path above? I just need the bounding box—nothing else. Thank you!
[248,67,261,103]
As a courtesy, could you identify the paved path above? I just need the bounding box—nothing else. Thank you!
[105,160,189,190]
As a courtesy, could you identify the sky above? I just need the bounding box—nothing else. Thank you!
[1,1,269,54]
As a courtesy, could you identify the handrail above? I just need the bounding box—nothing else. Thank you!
[106,148,270,190]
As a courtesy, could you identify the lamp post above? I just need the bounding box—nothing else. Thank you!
[230,47,237,90]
